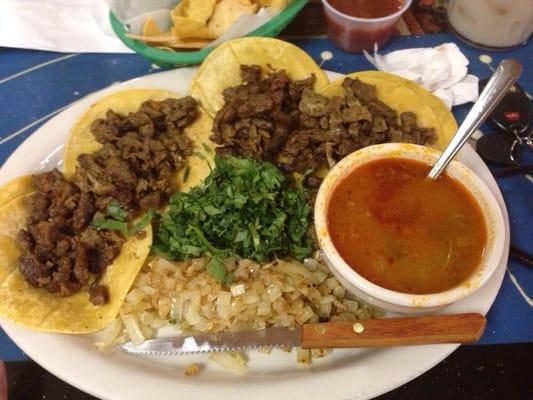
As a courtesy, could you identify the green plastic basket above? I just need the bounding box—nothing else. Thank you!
[110,0,309,69]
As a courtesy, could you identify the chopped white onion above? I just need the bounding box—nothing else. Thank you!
[209,352,248,375]
[120,314,144,345]
[230,283,246,297]
[104,255,380,370]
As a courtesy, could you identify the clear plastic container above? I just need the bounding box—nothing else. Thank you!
[322,0,412,53]
[448,0,533,50]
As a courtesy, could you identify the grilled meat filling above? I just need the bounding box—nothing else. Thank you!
[211,65,436,178]
[76,96,197,213]
[17,96,198,305]
[17,170,124,302]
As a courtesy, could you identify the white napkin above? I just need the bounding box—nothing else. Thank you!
[364,43,479,109]
[0,0,131,53]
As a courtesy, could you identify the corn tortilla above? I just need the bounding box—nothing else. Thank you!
[63,89,179,179]
[63,88,215,191]
[321,71,457,151]
[0,184,152,333]
[189,37,330,116]
[0,175,33,209]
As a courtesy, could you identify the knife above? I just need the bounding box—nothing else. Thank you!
[118,313,486,356]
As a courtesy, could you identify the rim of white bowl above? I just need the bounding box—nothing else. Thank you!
[322,0,413,24]
[314,143,506,309]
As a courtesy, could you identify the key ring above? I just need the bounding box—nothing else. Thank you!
[509,129,533,162]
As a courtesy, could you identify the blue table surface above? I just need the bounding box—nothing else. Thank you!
[0,33,531,361]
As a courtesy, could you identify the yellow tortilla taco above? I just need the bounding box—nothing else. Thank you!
[189,37,330,116]
[63,89,180,179]
[63,88,216,192]
[321,71,457,150]
[0,180,152,333]
[0,87,222,334]
[0,175,33,209]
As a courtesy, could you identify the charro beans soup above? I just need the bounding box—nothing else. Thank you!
[327,158,487,294]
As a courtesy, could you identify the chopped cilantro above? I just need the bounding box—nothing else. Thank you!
[91,208,156,236]
[202,142,212,153]
[183,165,190,183]
[193,151,207,160]
[154,155,314,282]
[130,208,156,233]
[105,201,129,221]
[91,216,129,235]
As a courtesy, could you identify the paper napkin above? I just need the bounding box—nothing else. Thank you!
[364,43,479,109]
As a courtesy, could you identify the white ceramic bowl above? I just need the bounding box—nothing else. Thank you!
[314,143,506,313]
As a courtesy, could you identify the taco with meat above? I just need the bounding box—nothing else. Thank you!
[187,37,455,182]
[0,88,212,333]
[320,71,457,151]
[189,37,330,117]
[0,175,152,333]
[63,88,215,195]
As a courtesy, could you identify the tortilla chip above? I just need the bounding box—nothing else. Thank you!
[171,17,218,39]
[189,37,330,116]
[0,175,33,209]
[268,0,288,11]
[126,33,210,48]
[0,187,152,333]
[172,0,217,23]
[207,0,258,38]
[142,16,162,36]
[63,89,179,179]
[162,39,210,49]
[170,0,218,39]
[320,71,457,151]
[126,33,175,43]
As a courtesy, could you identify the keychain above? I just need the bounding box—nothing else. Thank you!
[476,79,532,165]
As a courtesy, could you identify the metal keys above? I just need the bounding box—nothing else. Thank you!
[476,79,532,166]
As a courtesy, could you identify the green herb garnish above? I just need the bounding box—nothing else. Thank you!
[206,256,230,284]
[91,207,156,236]
[153,155,313,283]
[202,142,212,153]
[130,208,156,233]
[91,216,129,235]
[105,200,128,221]
[183,165,190,183]
[193,151,207,160]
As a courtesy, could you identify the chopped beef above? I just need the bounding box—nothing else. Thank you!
[17,95,199,305]
[17,171,124,304]
[89,284,109,306]
[76,96,197,213]
[211,66,313,161]
[211,65,436,180]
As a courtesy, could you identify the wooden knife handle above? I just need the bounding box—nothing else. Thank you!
[301,313,486,349]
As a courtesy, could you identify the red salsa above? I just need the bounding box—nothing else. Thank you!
[327,158,487,294]
[328,0,404,19]
[324,0,405,52]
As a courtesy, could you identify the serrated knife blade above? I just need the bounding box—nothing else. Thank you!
[118,326,302,356]
[117,314,487,356]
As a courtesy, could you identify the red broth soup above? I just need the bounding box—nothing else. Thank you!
[327,158,487,294]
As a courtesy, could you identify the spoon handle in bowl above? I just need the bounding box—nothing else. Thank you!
[301,313,486,349]
[428,59,522,180]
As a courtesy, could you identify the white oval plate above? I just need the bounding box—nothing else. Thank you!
[0,68,509,400]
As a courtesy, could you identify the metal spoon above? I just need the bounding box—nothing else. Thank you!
[427,59,522,180]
